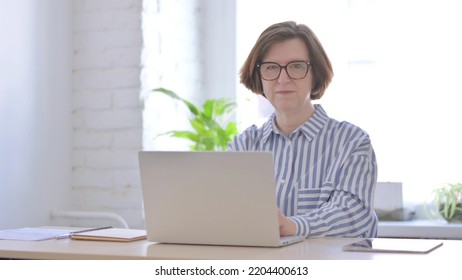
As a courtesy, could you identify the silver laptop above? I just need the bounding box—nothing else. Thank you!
[138,151,305,247]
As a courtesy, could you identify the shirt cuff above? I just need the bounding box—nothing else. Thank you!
[288,216,310,237]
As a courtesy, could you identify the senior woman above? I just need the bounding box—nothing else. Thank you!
[228,21,378,238]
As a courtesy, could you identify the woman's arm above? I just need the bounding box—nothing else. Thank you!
[289,136,378,238]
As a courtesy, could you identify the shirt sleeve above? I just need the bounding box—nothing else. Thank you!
[291,133,378,238]
[227,125,260,151]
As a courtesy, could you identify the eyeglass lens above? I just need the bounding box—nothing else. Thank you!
[259,61,310,81]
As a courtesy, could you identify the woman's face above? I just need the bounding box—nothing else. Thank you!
[260,38,313,114]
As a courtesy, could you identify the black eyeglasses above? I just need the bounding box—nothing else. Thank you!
[257,60,311,81]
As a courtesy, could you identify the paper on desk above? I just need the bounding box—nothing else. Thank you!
[0,227,72,241]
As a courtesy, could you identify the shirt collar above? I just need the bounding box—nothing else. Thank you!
[261,104,330,143]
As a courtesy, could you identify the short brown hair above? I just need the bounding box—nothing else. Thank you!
[240,21,333,100]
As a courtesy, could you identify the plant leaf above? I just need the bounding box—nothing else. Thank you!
[190,119,208,135]
[168,131,200,143]
[152,87,201,116]
[151,88,239,151]
[225,122,238,137]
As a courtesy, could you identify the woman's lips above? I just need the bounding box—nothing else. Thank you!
[275,90,294,95]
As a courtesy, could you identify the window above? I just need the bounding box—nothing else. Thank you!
[236,0,462,205]
[141,0,235,151]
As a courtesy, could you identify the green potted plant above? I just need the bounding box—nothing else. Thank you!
[428,182,462,223]
[152,87,238,151]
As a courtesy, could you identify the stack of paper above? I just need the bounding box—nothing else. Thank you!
[0,228,73,241]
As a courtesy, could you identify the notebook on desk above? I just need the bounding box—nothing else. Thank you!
[138,151,305,247]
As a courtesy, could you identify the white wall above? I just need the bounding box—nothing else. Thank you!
[0,0,72,229]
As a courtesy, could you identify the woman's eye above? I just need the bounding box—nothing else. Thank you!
[290,63,306,69]
[265,65,278,71]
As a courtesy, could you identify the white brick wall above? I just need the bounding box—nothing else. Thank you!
[72,0,144,228]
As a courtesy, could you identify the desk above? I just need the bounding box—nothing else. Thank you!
[0,237,459,260]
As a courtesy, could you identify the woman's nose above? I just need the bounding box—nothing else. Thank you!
[278,67,291,83]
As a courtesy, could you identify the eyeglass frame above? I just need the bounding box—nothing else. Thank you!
[257,60,311,81]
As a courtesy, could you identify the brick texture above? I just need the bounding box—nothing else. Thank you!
[72,0,144,228]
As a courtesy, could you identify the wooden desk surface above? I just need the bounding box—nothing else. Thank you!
[0,236,458,260]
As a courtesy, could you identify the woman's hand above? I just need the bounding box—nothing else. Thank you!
[278,209,297,236]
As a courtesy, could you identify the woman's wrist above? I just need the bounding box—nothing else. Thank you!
[280,216,297,236]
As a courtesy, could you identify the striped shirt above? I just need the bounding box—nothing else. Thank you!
[228,104,378,238]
